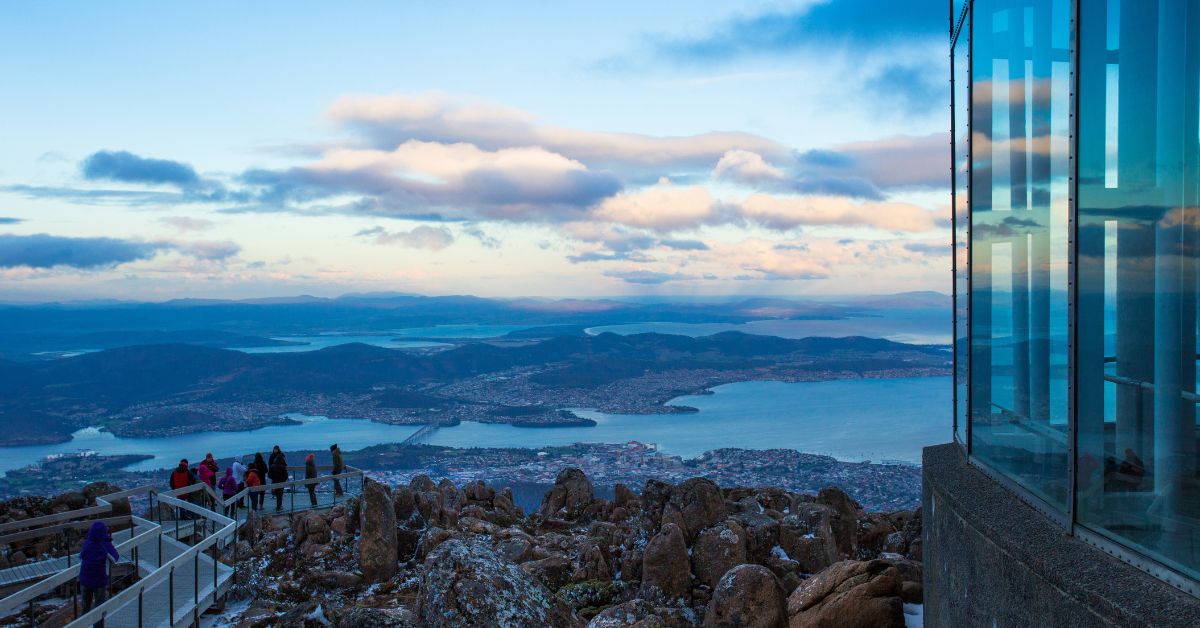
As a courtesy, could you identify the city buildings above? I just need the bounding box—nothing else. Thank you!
[927,0,1200,624]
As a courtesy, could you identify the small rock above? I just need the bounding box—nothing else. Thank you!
[587,599,692,628]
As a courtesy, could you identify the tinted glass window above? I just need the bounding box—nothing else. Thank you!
[969,0,1072,509]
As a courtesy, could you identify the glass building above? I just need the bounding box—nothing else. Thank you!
[952,0,1200,593]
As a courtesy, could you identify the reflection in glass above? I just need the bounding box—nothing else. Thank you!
[1076,0,1200,581]
[953,9,970,446]
[969,0,1071,509]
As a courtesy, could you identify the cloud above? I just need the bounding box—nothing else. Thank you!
[326,92,789,171]
[592,179,719,231]
[903,241,949,256]
[713,149,786,183]
[798,133,949,190]
[355,225,455,250]
[562,222,658,252]
[2,184,184,206]
[713,149,883,199]
[0,217,22,225]
[81,150,201,187]
[159,216,215,232]
[739,194,938,232]
[660,238,709,251]
[246,140,621,221]
[461,225,500,249]
[866,63,944,117]
[568,250,653,264]
[173,240,240,261]
[654,0,945,63]
[603,269,695,285]
[0,233,166,269]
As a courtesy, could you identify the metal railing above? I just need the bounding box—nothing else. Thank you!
[0,466,363,627]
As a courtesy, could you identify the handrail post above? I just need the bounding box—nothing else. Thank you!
[169,565,174,622]
[138,587,143,627]
[194,552,198,607]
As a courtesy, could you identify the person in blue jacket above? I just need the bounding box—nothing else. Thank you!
[78,520,120,614]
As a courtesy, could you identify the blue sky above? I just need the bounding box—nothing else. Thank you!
[0,0,949,301]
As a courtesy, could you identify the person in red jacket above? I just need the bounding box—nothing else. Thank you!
[169,460,192,490]
[244,468,263,511]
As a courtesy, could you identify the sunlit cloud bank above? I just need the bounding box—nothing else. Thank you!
[1,92,949,295]
[0,0,950,299]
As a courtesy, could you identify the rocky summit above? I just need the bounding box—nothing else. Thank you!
[11,471,922,627]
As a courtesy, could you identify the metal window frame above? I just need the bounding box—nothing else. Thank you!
[951,0,971,451]
[953,0,1200,599]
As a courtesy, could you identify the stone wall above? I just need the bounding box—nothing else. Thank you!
[922,443,1200,627]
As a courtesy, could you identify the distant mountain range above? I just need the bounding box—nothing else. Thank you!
[0,292,948,359]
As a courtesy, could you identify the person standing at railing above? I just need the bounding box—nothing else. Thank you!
[169,459,203,519]
[304,453,319,507]
[330,443,344,497]
[268,447,289,511]
[244,467,263,511]
[218,467,238,515]
[197,458,215,489]
[79,520,119,617]
[200,453,219,483]
[169,459,192,491]
[250,453,269,510]
[231,455,248,508]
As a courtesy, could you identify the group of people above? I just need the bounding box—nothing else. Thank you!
[76,446,350,617]
[167,443,346,513]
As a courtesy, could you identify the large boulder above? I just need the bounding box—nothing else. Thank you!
[493,487,523,523]
[639,523,690,604]
[357,478,398,582]
[730,511,781,565]
[639,479,673,531]
[418,537,581,627]
[537,468,596,520]
[520,553,574,591]
[692,521,748,588]
[785,559,905,628]
[393,485,416,523]
[778,504,840,575]
[613,483,639,511]
[703,564,787,628]
[815,488,863,558]
[668,478,725,541]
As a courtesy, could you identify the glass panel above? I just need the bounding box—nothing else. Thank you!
[969,0,1072,509]
[954,9,971,446]
[1077,0,1200,581]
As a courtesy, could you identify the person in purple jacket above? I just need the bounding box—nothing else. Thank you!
[78,521,120,614]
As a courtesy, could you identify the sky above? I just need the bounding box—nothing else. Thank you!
[0,0,950,301]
